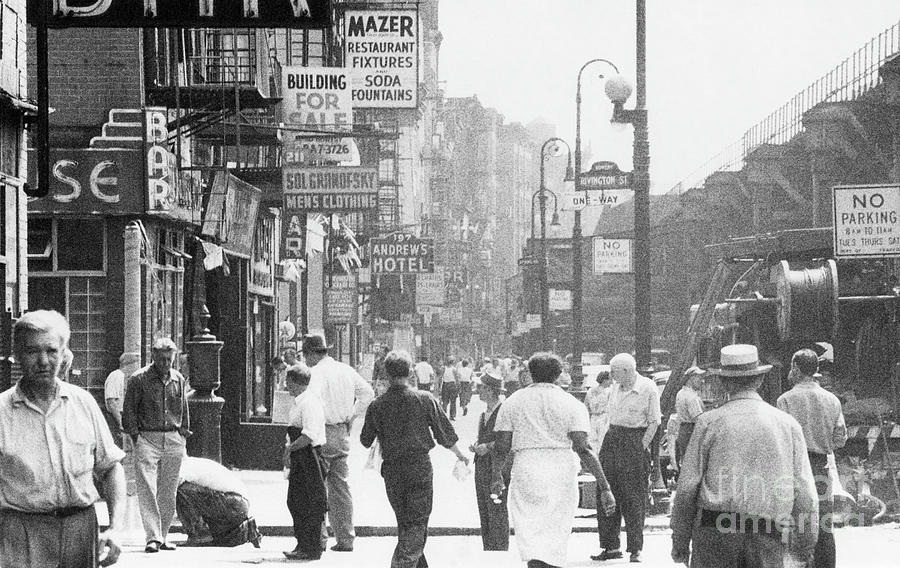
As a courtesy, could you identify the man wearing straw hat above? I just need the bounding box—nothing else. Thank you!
[671,344,819,567]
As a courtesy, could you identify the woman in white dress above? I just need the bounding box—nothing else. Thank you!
[583,371,612,452]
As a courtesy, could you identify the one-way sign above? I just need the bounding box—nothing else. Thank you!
[577,160,632,191]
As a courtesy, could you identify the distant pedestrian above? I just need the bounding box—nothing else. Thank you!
[373,345,391,395]
[674,366,706,469]
[503,357,521,395]
[303,333,374,552]
[584,370,612,452]
[492,352,615,568]
[271,356,288,391]
[104,352,141,447]
[777,348,847,568]
[413,355,435,393]
[360,350,470,568]
[0,310,126,567]
[283,364,328,560]
[594,353,661,563]
[177,457,262,548]
[672,344,819,568]
[470,372,510,551]
[458,359,474,416]
[440,356,459,420]
[123,337,190,554]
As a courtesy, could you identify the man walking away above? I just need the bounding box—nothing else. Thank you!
[777,348,847,568]
[594,353,661,563]
[440,356,459,420]
[413,355,435,393]
[123,337,190,554]
[303,333,374,552]
[671,344,818,568]
[283,364,328,560]
[470,372,510,551]
[105,352,141,447]
[674,366,706,469]
[458,359,474,416]
[492,352,615,568]
[360,350,470,568]
[0,310,126,567]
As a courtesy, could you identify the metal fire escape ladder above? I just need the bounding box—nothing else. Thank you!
[659,259,733,416]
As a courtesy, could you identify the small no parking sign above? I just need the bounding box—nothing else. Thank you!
[832,184,900,258]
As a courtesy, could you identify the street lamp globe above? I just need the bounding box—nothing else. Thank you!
[604,74,633,105]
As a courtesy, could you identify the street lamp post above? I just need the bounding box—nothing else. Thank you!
[532,138,572,350]
[571,58,620,389]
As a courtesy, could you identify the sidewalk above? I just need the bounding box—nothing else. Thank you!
[104,395,671,543]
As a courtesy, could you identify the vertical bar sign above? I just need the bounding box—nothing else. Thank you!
[344,9,419,109]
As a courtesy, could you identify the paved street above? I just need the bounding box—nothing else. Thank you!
[113,526,900,567]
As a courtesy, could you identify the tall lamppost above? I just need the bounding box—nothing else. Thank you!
[531,137,572,349]
[571,58,620,389]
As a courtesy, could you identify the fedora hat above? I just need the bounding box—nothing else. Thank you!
[301,333,330,353]
[710,344,772,377]
[479,372,506,393]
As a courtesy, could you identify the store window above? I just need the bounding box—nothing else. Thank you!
[148,228,186,353]
[27,217,107,394]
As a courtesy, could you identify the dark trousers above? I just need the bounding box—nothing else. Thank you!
[382,455,433,568]
[675,422,696,469]
[458,382,473,409]
[597,425,648,553]
[287,445,328,558]
[808,452,835,568]
[474,459,509,551]
[441,383,458,419]
[176,482,261,547]
[690,525,784,568]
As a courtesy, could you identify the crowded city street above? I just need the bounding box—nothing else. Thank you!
[6,1,900,567]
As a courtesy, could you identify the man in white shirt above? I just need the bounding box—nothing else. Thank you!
[413,355,435,393]
[284,365,327,560]
[457,359,475,416]
[104,353,141,446]
[302,334,374,553]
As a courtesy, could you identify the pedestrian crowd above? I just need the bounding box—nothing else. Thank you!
[0,308,846,568]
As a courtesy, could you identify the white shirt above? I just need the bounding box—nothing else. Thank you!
[308,356,375,425]
[607,374,662,428]
[413,361,434,384]
[288,390,326,447]
[494,383,590,451]
[458,366,474,382]
[104,369,126,414]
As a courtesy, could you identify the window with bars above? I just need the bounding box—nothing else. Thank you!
[267,29,327,67]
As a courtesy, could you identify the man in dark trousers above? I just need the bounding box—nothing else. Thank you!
[777,348,847,568]
[361,350,470,568]
[594,353,661,563]
[283,364,328,560]
[469,372,509,551]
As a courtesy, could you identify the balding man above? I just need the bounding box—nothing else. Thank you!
[123,337,190,553]
[594,353,661,563]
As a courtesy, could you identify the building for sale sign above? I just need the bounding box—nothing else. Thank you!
[832,184,900,258]
[345,9,419,108]
[282,67,353,130]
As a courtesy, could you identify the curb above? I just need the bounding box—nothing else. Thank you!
[168,524,673,538]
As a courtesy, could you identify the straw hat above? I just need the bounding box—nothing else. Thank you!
[709,344,772,377]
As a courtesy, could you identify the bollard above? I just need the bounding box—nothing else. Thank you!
[186,305,225,462]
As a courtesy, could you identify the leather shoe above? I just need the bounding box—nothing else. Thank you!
[144,542,160,553]
[590,549,623,561]
[159,542,177,551]
[284,550,321,560]
[330,544,354,552]
[629,551,641,563]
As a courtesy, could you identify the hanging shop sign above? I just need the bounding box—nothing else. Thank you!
[324,288,355,325]
[415,271,445,306]
[283,166,378,212]
[370,232,434,274]
[577,161,632,191]
[26,148,144,214]
[281,67,352,131]
[31,0,333,29]
[592,238,633,274]
[201,170,262,257]
[832,184,900,258]
[145,108,201,224]
[249,212,276,297]
[549,288,572,311]
[443,266,467,305]
[344,8,419,109]
[525,314,542,329]
[283,135,360,165]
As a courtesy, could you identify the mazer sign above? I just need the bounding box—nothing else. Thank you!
[370,233,434,273]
